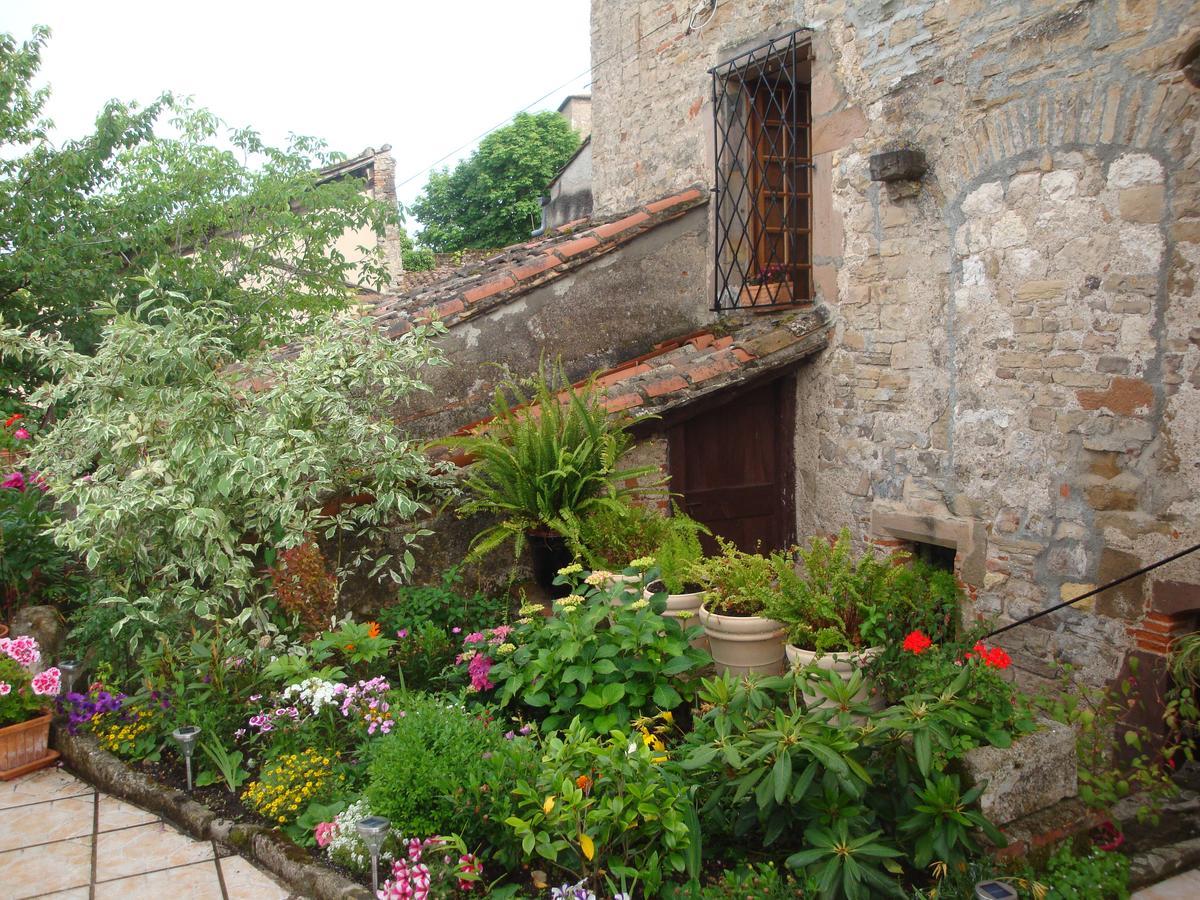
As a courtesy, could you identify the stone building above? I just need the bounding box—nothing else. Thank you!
[367,0,1200,710]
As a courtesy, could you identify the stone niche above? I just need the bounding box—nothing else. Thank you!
[870,497,987,589]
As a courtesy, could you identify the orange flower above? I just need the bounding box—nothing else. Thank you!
[575,774,593,792]
[367,621,381,639]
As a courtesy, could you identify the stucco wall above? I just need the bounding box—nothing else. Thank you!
[590,0,1200,687]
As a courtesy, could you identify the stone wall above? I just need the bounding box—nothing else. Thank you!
[589,0,1200,688]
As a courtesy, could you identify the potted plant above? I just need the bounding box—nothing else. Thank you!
[0,634,61,779]
[642,507,710,637]
[576,500,665,602]
[444,365,664,595]
[763,529,900,709]
[694,539,786,676]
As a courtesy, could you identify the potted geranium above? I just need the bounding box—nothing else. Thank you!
[0,635,62,779]
[694,539,786,676]
[763,530,900,709]
[444,365,663,596]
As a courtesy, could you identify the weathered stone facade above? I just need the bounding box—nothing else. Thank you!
[589,0,1200,689]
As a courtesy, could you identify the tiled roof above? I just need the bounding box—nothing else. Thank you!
[589,308,830,421]
[439,307,831,457]
[365,186,708,338]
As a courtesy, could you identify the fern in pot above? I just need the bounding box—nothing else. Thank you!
[763,529,902,709]
[693,538,786,677]
[443,365,663,595]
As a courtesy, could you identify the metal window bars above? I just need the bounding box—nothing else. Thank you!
[711,29,814,312]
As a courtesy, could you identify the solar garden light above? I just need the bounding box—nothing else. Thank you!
[56,658,82,695]
[356,815,391,895]
[974,881,1018,900]
[171,725,202,791]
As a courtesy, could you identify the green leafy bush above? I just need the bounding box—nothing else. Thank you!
[491,570,710,732]
[443,364,664,560]
[762,530,903,652]
[365,694,534,862]
[0,472,82,616]
[1041,845,1129,899]
[662,863,800,899]
[401,246,436,271]
[576,501,667,570]
[679,667,1012,899]
[379,567,507,633]
[7,285,454,653]
[505,718,699,897]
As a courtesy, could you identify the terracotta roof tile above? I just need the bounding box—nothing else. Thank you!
[362,185,709,332]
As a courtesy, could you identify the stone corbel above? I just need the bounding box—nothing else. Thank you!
[870,499,987,588]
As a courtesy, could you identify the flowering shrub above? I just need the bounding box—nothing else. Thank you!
[316,799,400,874]
[243,748,338,824]
[0,636,59,726]
[377,833,483,899]
[92,706,157,758]
[505,718,697,897]
[59,686,126,734]
[490,566,709,733]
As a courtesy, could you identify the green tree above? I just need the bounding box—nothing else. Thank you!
[410,110,580,252]
[0,27,395,398]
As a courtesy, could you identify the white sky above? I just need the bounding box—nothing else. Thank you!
[0,0,593,228]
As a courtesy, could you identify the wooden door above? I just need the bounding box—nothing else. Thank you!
[667,377,795,554]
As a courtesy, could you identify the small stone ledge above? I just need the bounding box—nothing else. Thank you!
[52,723,371,900]
[1129,836,1200,890]
[959,717,1078,826]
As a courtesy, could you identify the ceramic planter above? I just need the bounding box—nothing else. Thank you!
[785,644,883,710]
[644,583,708,651]
[0,712,60,780]
[698,602,786,676]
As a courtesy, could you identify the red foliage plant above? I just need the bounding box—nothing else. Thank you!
[269,538,337,635]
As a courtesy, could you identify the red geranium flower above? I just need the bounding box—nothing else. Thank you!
[4,413,22,428]
[902,630,933,655]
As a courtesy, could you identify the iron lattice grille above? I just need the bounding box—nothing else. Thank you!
[711,30,814,312]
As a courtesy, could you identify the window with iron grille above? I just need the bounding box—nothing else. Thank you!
[711,29,813,312]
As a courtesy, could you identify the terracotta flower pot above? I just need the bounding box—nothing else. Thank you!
[785,644,883,711]
[698,602,785,676]
[0,712,59,780]
[0,624,8,640]
[645,584,708,652]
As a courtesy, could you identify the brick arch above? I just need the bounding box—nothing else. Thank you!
[937,75,1199,202]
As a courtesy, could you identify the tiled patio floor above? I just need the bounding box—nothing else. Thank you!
[1132,868,1200,899]
[0,766,296,899]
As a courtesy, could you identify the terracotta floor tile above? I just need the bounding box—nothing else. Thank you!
[94,859,224,900]
[0,769,92,810]
[95,821,213,881]
[28,888,90,899]
[0,835,93,899]
[0,794,95,851]
[97,795,158,832]
[220,855,293,899]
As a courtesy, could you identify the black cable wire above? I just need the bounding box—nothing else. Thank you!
[393,14,681,191]
[984,541,1200,639]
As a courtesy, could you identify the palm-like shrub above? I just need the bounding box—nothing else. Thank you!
[446,366,664,559]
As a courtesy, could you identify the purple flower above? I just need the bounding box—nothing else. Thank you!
[396,629,409,639]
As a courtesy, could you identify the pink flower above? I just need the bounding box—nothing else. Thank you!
[451,627,461,634]
[31,667,61,696]
[0,682,11,696]
[314,821,335,848]
[488,625,513,645]
[0,635,40,668]
[1,471,25,491]
[467,654,494,692]
[12,428,29,440]
[463,632,485,645]
[396,629,409,639]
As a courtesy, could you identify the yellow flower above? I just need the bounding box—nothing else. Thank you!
[542,796,555,815]
[579,833,595,861]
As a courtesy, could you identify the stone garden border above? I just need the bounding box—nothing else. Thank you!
[51,722,371,900]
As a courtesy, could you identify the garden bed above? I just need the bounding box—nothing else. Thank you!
[52,722,372,900]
